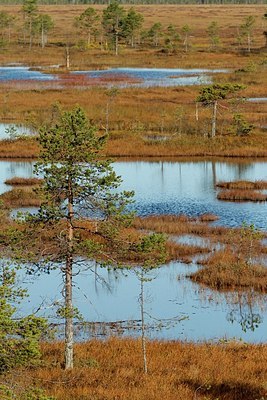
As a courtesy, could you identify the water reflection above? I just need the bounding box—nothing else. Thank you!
[1,159,266,342]
[20,260,267,342]
[0,159,266,227]
[114,160,267,229]
[226,290,264,333]
[0,161,34,194]
[0,123,33,140]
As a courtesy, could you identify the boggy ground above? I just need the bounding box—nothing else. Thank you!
[134,215,267,291]
[0,5,266,159]
[3,338,267,400]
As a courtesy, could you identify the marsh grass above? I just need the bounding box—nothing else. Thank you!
[217,189,267,202]
[3,338,267,400]
[217,180,267,190]
[190,249,267,292]
[4,177,43,186]
[0,187,41,207]
[0,138,38,158]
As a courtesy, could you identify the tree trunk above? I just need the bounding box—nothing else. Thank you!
[64,178,74,370]
[65,46,70,69]
[140,273,147,374]
[247,33,251,52]
[64,246,73,369]
[115,32,118,56]
[211,100,217,138]
[29,19,32,50]
[41,24,45,49]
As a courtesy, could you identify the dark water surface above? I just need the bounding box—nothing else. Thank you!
[2,159,267,342]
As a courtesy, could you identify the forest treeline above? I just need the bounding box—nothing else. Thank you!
[0,0,266,55]
[0,0,266,5]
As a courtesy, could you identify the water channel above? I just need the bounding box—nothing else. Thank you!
[2,159,267,342]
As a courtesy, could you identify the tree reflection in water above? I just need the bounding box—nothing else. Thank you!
[226,290,265,333]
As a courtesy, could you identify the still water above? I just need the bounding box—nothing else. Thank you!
[0,66,226,88]
[73,67,227,88]
[2,159,267,342]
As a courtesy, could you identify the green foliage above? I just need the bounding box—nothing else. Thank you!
[135,233,167,268]
[74,7,99,46]
[0,385,56,400]
[232,113,254,136]
[33,13,54,43]
[239,15,256,52]
[22,0,38,16]
[34,106,134,227]
[20,388,56,400]
[181,24,191,52]
[164,24,180,53]
[102,0,126,52]
[207,21,220,50]
[197,83,245,105]
[0,264,48,374]
[121,7,144,47]
[0,11,14,42]
[147,22,163,47]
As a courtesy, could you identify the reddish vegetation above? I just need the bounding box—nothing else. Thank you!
[59,72,142,87]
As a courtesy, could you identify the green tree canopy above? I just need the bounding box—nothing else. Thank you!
[74,7,99,46]
[102,1,126,55]
[0,263,47,374]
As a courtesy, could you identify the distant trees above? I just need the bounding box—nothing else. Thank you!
[21,0,54,49]
[34,13,54,48]
[164,24,180,53]
[239,15,256,52]
[0,3,262,56]
[74,6,99,47]
[121,7,144,47]
[182,24,191,52]
[197,83,245,138]
[207,21,220,51]
[22,0,38,49]
[0,11,15,44]
[102,1,125,55]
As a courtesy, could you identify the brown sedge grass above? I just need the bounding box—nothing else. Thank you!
[3,338,267,400]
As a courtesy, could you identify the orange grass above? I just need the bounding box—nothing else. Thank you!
[0,187,41,207]
[3,338,267,400]
[0,138,38,159]
[0,5,266,67]
[4,177,42,186]
[217,189,267,202]
[2,132,267,159]
[0,6,265,161]
[133,215,229,239]
[166,240,210,263]
[217,180,267,190]
[191,249,267,292]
